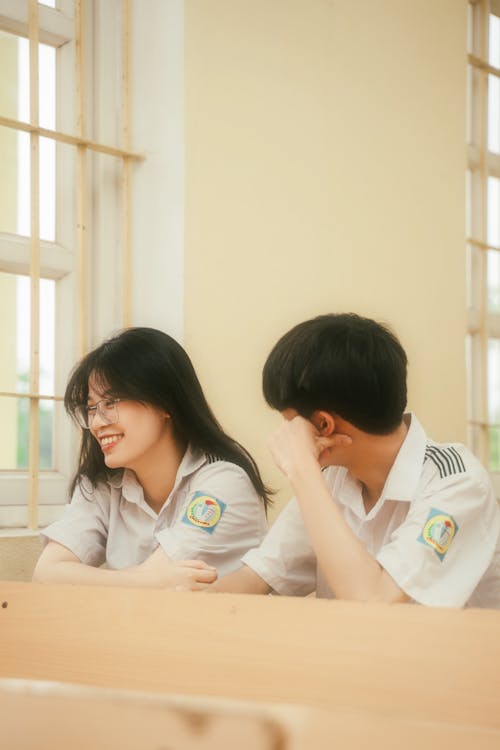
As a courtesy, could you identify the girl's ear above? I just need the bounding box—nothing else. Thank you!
[311,410,336,436]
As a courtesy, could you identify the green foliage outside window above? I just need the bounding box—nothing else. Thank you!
[16,373,54,470]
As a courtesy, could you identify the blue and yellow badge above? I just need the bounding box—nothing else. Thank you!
[417,507,458,561]
[182,492,226,534]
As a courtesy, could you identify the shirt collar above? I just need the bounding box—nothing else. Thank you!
[336,412,427,513]
[119,443,208,506]
[379,412,427,502]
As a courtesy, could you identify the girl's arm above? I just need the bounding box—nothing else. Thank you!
[33,541,217,589]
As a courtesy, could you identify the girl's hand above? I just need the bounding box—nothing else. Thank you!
[170,559,218,590]
[136,546,217,590]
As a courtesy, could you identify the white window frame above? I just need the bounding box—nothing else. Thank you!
[467,0,500,498]
[0,0,146,528]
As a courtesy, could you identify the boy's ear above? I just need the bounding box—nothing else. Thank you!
[311,410,336,437]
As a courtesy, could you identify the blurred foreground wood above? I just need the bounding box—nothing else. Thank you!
[0,582,499,748]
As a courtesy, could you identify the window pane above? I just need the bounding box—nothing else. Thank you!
[467,66,474,147]
[487,176,500,247]
[466,170,471,238]
[466,332,482,423]
[0,273,56,398]
[39,1,57,7]
[39,41,56,131]
[489,14,500,68]
[487,250,500,312]
[0,397,28,471]
[0,396,54,470]
[488,339,500,424]
[490,427,500,471]
[0,30,27,123]
[40,278,56,397]
[39,398,54,470]
[0,35,56,240]
[467,4,474,55]
[14,131,56,242]
[40,135,56,240]
[488,74,500,154]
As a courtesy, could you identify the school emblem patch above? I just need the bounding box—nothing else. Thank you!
[182,492,226,534]
[417,508,458,561]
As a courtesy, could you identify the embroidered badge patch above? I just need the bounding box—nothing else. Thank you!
[417,507,459,561]
[182,492,226,534]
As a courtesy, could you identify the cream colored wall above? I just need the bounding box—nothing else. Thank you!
[184,0,467,518]
[0,0,467,579]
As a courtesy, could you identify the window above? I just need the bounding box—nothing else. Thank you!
[467,0,500,496]
[0,0,143,528]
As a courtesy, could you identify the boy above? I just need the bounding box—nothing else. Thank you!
[213,314,500,607]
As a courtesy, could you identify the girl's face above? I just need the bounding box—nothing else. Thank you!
[87,379,172,473]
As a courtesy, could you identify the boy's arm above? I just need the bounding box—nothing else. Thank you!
[269,417,410,604]
[209,564,271,594]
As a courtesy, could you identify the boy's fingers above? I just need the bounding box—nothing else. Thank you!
[318,433,351,449]
[171,576,216,592]
[190,568,218,583]
[177,559,216,570]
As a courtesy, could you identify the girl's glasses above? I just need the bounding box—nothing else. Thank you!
[75,398,121,429]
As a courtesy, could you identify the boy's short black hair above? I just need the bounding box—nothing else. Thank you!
[262,313,407,435]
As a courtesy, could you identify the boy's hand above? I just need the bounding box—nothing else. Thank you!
[268,416,349,478]
[135,546,217,590]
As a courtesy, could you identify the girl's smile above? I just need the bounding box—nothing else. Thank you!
[98,432,124,452]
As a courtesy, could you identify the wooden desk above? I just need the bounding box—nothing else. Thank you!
[0,582,499,747]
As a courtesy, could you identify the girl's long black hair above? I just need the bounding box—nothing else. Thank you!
[65,327,271,510]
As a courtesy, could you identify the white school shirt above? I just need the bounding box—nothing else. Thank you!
[242,414,500,608]
[41,445,268,577]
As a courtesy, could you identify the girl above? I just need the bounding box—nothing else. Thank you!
[33,327,270,589]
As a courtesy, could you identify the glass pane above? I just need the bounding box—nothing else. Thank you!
[13,33,56,129]
[39,41,56,131]
[39,1,57,7]
[0,273,56,398]
[39,398,54,469]
[487,176,500,246]
[467,4,474,55]
[487,250,500,312]
[0,34,56,240]
[490,426,500,471]
[489,14,500,68]
[488,339,500,424]
[40,135,56,240]
[0,30,27,124]
[5,128,56,242]
[488,74,500,154]
[0,396,54,470]
[15,395,29,469]
[467,332,482,423]
[466,242,482,312]
[40,278,56,397]
[467,66,473,146]
[0,397,29,470]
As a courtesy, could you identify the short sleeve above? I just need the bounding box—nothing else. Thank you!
[242,497,317,596]
[156,461,267,577]
[40,481,109,566]
[377,471,500,607]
